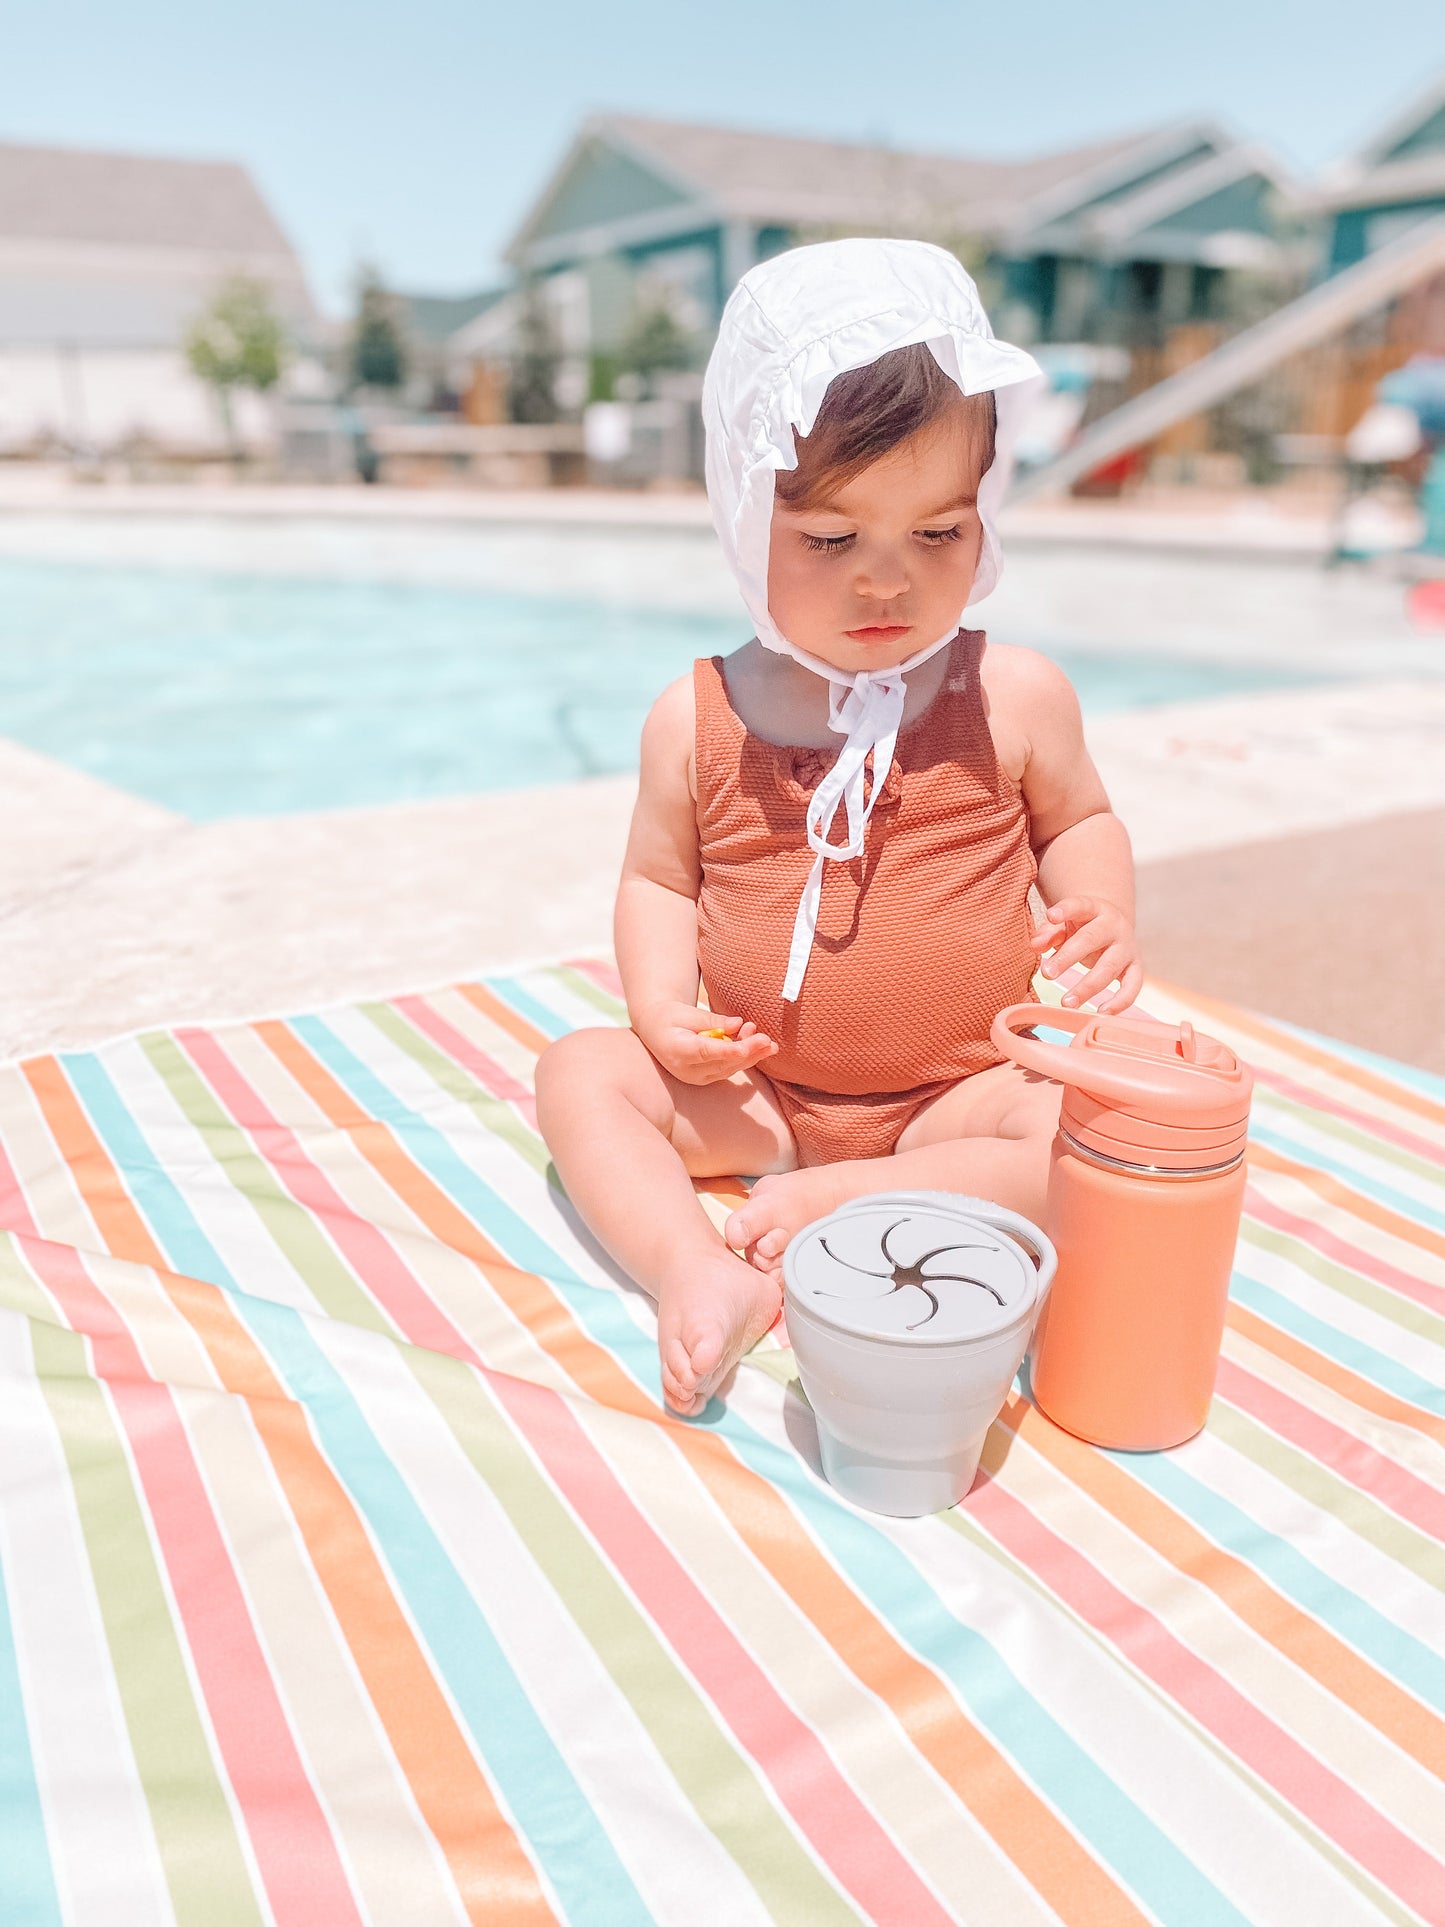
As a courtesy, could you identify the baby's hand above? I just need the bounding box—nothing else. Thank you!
[633,1003,779,1086]
[1031,895,1143,1014]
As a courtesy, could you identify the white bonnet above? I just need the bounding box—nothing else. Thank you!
[702,236,1042,657]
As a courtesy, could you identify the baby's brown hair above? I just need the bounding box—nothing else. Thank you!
[775,342,996,510]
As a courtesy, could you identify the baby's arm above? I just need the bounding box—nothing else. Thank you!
[999,651,1142,1013]
[617,676,778,1083]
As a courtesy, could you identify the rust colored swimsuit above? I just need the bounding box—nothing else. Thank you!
[694,631,1040,1167]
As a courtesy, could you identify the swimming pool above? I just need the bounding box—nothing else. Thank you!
[0,555,1327,820]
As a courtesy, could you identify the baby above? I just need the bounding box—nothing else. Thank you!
[537,239,1140,1416]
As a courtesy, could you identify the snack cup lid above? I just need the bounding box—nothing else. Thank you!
[783,1194,1044,1345]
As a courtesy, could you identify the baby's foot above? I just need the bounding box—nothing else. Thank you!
[724,1165,854,1275]
[657,1249,782,1417]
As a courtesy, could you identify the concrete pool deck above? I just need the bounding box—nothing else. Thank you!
[4,482,1441,1072]
[6,672,1444,1071]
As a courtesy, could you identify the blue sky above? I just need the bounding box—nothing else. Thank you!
[3,0,1442,312]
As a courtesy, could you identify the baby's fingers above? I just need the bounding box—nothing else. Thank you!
[1061,945,1128,1009]
[1096,960,1144,1015]
[1041,922,1107,979]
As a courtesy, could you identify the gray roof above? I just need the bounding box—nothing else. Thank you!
[0,141,316,348]
[0,141,300,256]
[1313,74,1445,212]
[400,287,509,345]
[512,112,1222,257]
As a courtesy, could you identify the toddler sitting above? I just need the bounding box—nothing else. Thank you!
[537,239,1139,1414]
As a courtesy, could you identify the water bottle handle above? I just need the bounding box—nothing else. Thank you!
[992,1003,1211,1119]
[990,1003,1091,1082]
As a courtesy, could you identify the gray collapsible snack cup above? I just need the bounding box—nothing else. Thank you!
[783,1192,1056,1517]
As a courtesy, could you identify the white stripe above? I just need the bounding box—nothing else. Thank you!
[310,1315,773,1927]
[0,1301,172,1926]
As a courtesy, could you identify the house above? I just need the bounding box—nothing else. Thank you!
[0,141,318,456]
[502,111,1300,402]
[1318,74,1445,273]
[396,285,511,414]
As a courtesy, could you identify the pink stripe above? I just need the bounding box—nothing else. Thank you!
[176,1029,473,1359]
[1214,1356,1445,1540]
[968,1469,1445,1920]
[1245,1183,1445,1316]
[391,995,539,1129]
[181,1027,953,1924]
[565,958,626,999]
[0,1139,41,1238]
[490,1369,955,1926]
[20,1231,363,1927]
[1253,1065,1445,1166]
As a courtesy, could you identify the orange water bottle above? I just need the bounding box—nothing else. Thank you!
[991,1005,1253,1451]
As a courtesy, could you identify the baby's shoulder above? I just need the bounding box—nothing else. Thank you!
[975,640,1083,784]
[978,639,1081,716]
[638,672,698,798]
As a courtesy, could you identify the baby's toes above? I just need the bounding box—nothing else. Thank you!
[661,1336,697,1401]
[724,1201,766,1252]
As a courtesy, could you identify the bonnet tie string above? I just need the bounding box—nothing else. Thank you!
[781,669,906,1002]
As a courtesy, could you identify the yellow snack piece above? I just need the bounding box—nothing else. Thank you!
[704,1027,730,1039]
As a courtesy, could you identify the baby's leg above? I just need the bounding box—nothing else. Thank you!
[725,1062,1060,1271]
[535,1027,796,1414]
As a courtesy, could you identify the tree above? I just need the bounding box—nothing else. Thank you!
[351,269,408,391]
[508,281,562,423]
[185,276,288,456]
[616,299,695,392]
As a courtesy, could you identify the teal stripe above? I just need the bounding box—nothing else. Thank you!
[486,977,570,1040]
[1115,1448,1445,1711]
[1249,1119,1445,1233]
[1273,1022,1445,1103]
[59,1050,653,1927]
[0,1540,62,1926]
[1231,1266,1445,1414]
[295,1011,1249,1927]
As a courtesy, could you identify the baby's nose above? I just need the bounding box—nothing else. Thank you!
[856,561,909,600]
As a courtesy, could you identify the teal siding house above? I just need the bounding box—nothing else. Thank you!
[1319,77,1445,273]
[503,113,1298,380]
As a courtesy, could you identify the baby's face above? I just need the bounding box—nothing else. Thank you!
[766,410,985,675]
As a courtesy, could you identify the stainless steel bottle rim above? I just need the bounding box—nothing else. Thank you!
[1059,1126,1245,1182]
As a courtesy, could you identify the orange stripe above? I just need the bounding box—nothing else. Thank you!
[1247,1143,1445,1266]
[1150,979,1445,1130]
[1227,1300,1445,1446]
[21,1056,555,1927]
[455,982,554,1056]
[258,1019,1148,1926]
[997,1396,1445,1777]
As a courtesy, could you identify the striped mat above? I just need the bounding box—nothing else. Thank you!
[0,962,1441,1927]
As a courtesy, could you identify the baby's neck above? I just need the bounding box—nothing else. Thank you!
[723,637,954,750]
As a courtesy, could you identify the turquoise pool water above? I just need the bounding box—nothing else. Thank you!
[0,556,1325,820]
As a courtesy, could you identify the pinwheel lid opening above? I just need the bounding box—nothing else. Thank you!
[784,1197,1041,1343]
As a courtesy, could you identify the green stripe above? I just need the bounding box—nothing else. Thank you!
[1206,1400,1445,1592]
[941,1501,1419,1927]
[1256,1090,1445,1192]
[405,1344,857,1926]
[132,1036,849,1919]
[6,1249,262,1927]
[550,964,628,1022]
[360,1002,548,1175]
[1239,1219,1445,1347]
[138,1033,393,1336]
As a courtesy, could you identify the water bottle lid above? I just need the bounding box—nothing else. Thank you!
[991,1006,1253,1169]
[783,1194,1045,1344]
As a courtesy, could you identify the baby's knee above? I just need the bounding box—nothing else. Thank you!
[534,1026,667,1131]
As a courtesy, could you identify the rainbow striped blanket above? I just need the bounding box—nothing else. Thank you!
[0,963,1441,1926]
